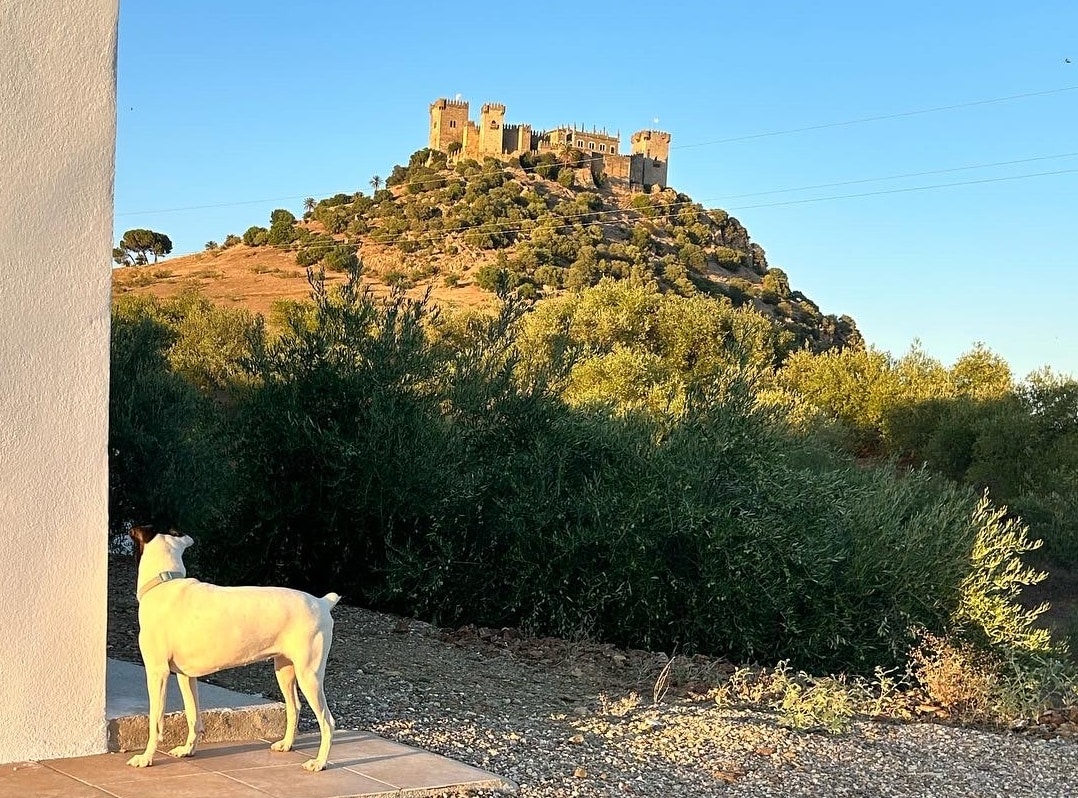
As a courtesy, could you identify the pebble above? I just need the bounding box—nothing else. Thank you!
[105,555,1078,798]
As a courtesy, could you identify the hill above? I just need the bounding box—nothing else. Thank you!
[114,147,860,354]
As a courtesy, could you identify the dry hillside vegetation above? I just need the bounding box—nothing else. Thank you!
[111,239,496,320]
[114,150,858,355]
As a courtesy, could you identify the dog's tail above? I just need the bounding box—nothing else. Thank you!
[322,592,342,609]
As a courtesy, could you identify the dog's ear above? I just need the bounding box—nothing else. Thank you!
[128,525,156,563]
[179,535,194,549]
[129,525,157,546]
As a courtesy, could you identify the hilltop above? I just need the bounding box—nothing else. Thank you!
[114,147,860,354]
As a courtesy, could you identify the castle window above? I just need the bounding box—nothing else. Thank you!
[600,144,606,152]
[449,120,456,128]
[490,121,499,129]
[589,142,595,150]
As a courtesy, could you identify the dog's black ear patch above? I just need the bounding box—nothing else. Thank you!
[129,525,157,545]
[129,525,157,562]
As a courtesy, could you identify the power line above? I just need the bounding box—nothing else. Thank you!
[718,151,1078,200]
[115,83,1078,218]
[726,167,1078,211]
[214,163,1078,258]
[116,194,332,218]
[115,148,1078,225]
[674,84,1078,149]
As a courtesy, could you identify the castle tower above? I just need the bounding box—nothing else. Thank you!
[630,129,671,162]
[629,129,672,191]
[478,102,507,157]
[429,98,470,152]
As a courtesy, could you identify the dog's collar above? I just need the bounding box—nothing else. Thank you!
[137,571,186,601]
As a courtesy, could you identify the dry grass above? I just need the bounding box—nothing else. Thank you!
[907,631,1003,723]
[111,242,497,319]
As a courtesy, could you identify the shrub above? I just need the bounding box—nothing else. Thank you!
[109,295,245,535]
[242,226,268,247]
[475,262,509,293]
[268,209,298,247]
[322,244,359,273]
[109,279,1066,679]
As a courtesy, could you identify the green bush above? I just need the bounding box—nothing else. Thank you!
[322,245,359,273]
[475,262,509,293]
[108,278,1062,676]
[242,226,269,247]
[109,295,240,535]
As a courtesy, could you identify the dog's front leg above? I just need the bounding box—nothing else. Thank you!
[127,666,169,767]
[168,674,203,758]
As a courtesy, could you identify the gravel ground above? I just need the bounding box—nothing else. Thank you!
[108,555,1078,797]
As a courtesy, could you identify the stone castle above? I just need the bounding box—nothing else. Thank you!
[429,98,671,191]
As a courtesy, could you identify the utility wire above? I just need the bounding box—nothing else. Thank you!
[719,151,1078,200]
[208,164,1078,258]
[727,166,1078,211]
[674,84,1078,148]
[115,83,1078,218]
[116,148,1078,222]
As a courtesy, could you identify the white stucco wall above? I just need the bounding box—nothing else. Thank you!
[0,1,118,763]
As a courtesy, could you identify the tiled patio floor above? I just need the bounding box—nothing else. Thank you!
[2,731,514,797]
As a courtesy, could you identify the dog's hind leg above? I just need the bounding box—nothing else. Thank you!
[168,674,203,758]
[127,666,169,767]
[270,656,299,753]
[295,667,335,772]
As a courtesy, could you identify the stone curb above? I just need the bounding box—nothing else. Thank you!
[107,703,286,752]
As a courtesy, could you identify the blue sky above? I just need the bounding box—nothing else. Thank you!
[114,1,1078,379]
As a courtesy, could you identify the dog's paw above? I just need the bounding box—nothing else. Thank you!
[270,740,293,753]
[302,758,327,772]
[126,753,153,768]
[168,744,195,758]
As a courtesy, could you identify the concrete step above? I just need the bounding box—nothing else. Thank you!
[106,658,285,753]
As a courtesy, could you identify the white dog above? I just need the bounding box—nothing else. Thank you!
[126,526,340,772]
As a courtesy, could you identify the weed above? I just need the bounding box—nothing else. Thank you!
[652,656,674,706]
[778,676,857,734]
[909,631,1000,722]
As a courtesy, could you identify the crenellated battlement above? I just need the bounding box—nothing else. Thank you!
[429,97,467,109]
[631,129,672,143]
[428,97,671,190]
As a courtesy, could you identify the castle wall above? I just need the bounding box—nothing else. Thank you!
[462,121,480,160]
[502,123,531,156]
[478,103,506,158]
[629,154,669,191]
[603,153,631,180]
[428,98,670,189]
